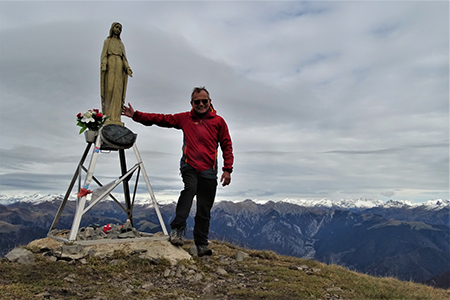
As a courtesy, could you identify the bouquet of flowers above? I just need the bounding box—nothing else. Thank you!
[76,109,108,134]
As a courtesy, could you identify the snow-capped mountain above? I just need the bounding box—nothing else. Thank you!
[0,193,448,210]
[276,197,449,210]
[0,194,66,205]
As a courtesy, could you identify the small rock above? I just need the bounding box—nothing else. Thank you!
[299,265,310,270]
[62,244,82,255]
[236,251,249,262]
[150,257,161,265]
[175,269,183,278]
[45,256,58,262]
[109,259,123,266]
[177,264,186,272]
[130,249,147,255]
[34,291,52,298]
[163,268,171,277]
[216,267,228,276]
[118,231,136,239]
[5,248,34,265]
[194,273,203,281]
[42,252,58,262]
[189,265,198,272]
[187,269,196,275]
[142,282,154,289]
[177,296,194,300]
[189,244,197,256]
[122,288,133,295]
[201,256,211,263]
[64,274,76,283]
[202,282,214,294]
[326,287,344,292]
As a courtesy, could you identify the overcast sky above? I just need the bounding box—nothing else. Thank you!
[0,1,448,204]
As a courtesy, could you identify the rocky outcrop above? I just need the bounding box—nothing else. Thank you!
[23,235,192,265]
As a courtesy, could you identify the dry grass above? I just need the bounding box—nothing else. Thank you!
[0,240,448,300]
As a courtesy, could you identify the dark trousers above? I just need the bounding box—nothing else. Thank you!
[170,165,217,246]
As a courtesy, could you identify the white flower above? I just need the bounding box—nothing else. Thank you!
[81,116,95,123]
[77,108,107,134]
[81,111,95,123]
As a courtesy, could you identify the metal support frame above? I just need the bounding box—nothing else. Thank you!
[48,129,168,242]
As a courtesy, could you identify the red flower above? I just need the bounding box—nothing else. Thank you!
[93,109,99,113]
[96,113,103,118]
[77,113,82,118]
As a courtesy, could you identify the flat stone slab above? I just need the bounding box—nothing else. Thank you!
[28,237,191,265]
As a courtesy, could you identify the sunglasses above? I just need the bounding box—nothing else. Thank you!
[192,99,209,105]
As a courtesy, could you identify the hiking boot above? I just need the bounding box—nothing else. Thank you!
[197,245,212,257]
[169,228,184,246]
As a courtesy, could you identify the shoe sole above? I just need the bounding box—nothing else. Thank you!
[169,239,184,247]
[198,249,212,257]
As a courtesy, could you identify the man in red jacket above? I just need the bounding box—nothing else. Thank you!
[122,87,234,256]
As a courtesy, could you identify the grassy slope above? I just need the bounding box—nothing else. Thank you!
[0,239,448,300]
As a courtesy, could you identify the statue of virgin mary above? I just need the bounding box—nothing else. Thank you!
[100,22,133,126]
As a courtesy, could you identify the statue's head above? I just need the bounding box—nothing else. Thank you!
[109,22,122,39]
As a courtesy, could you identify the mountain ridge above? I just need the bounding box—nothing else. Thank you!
[1,195,448,288]
[1,193,448,210]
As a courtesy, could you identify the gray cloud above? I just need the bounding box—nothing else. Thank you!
[0,1,448,203]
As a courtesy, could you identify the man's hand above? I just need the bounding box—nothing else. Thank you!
[122,103,135,118]
[220,171,231,187]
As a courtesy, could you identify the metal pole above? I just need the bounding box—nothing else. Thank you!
[119,149,133,223]
[68,131,102,241]
[82,164,139,214]
[49,142,92,232]
[81,164,127,213]
[133,143,168,235]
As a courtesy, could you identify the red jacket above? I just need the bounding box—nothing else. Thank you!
[132,106,233,177]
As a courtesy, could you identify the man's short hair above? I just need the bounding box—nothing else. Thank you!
[191,86,210,100]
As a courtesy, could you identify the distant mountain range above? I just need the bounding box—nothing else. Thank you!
[1,193,448,211]
[0,194,449,288]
